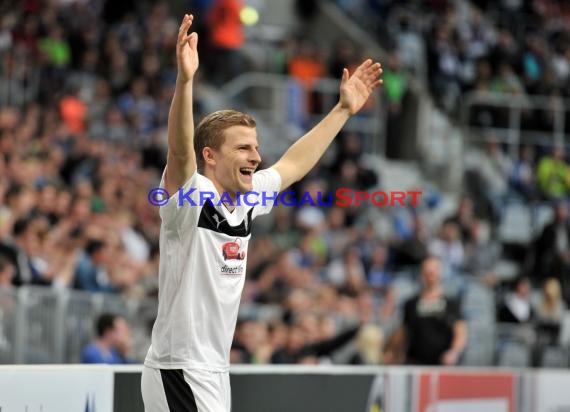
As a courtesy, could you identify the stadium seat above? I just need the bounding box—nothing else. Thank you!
[496,342,531,367]
[539,346,569,368]
[498,203,533,244]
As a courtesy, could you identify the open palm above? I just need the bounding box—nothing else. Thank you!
[339,59,383,115]
[177,14,199,82]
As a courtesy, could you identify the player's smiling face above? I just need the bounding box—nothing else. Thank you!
[211,125,261,198]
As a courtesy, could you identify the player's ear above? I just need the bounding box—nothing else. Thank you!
[203,147,217,167]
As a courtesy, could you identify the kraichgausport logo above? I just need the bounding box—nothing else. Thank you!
[148,187,422,208]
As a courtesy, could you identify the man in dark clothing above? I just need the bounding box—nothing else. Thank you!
[497,276,534,324]
[0,217,48,287]
[385,257,467,365]
[533,201,570,287]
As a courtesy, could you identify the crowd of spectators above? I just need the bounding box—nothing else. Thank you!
[333,0,570,214]
[336,0,570,190]
[334,0,570,116]
[1,0,570,367]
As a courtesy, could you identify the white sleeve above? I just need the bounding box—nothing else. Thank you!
[251,167,282,220]
[158,167,204,229]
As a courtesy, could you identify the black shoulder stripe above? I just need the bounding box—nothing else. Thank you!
[197,200,253,237]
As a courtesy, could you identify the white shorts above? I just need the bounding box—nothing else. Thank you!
[141,366,231,412]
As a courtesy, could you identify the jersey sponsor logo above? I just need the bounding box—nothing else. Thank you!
[220,264,244,276]
[222,238,246,260]
[220,239,246,276]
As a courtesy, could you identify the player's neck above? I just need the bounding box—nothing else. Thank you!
[207,174,238,213]
[223,202,236,213]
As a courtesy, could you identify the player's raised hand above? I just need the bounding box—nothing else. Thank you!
[177,14,199,83]
[339,59,383,115]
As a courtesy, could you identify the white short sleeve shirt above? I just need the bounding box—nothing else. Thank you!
[144,167,281,371]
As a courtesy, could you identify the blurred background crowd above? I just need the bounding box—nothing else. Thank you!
[2,0,570,368]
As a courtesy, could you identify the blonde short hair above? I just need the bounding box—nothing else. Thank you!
[194,110,256,173]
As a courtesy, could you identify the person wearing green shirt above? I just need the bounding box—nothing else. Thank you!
[39,26,71,68]
[537,146,569,200]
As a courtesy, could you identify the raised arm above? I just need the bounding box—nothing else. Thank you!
[164,14,199,195]
[272,59,382,191]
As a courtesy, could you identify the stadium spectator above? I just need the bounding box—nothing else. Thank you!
[73,239,117,293]
[81,313,134,364]
[383,51,408,116]
[461,219,500,287]
[0,254,15,357]
[427,23,462,113]
[533,201,570,287]
[59,86,87,135]
[328,39,359,80]
[0,254,15,289]
[510,145,538,201]
[384,257,467,366]
[377,286,399,339]
[0,216,47,287]
[490,62,525,95]
[391,12,425,77]
[366,244,392,293]
[349,324,384,365]
[231,318,273,364]
[330,132,379,191]
[117,77,157,146]
[325,245,367,291]
[206,0,246,86]
[294,0,318,23]
[497,276,534,324]
[537,145,569,200]
[428,219,465,280]
[534,277,566,346]
[464,139,512,224]
[323,206,355,260]
[447,196,476,244]
[391,214,430,268]
[288,39,326,91]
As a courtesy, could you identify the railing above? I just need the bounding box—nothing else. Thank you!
[3,281,570,368]
[0,286,284,365]
[0,286,158,364]
[461,91,569,159]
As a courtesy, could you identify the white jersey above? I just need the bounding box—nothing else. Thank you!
[144,167,281,372]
